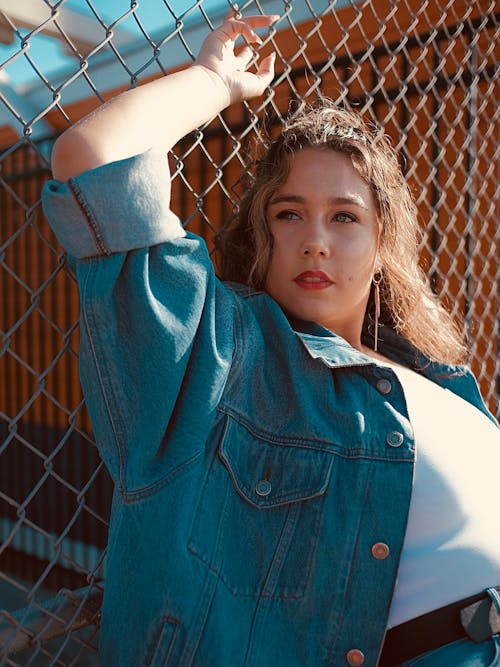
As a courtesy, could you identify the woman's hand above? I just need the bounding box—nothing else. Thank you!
[51,11,278,180]
[195,11,278,104]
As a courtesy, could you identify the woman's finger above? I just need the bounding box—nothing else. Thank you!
[223,6,279,26]
[234,45,254,69]
[218,21,258,45]
[240,14,280,29]
[224,5,239,21]
[218,14,279,44]
[255,52,276,86]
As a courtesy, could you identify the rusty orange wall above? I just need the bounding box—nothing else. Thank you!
[1,148,91,435]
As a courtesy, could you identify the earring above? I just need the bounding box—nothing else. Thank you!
[372,271,382,352]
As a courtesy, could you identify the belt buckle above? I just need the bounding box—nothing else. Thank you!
[461,587,500,643]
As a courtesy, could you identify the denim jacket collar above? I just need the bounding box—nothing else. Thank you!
[225,281,496,425]
[287,316,374,369]
[287,315,427,370]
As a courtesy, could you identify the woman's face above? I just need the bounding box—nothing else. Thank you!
[264,148,381,347]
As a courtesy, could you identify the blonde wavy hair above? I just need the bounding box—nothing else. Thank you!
[215,101,467,364]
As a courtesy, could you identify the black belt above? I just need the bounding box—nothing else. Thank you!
[378,585,500,667]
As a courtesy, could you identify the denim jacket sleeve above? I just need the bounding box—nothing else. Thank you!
[41,150,236,493]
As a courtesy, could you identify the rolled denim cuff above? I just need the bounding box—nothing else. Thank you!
[41,148,185,258]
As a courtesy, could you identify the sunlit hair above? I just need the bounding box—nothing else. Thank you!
[215,101,467,364]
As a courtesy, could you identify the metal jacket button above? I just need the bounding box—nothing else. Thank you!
[255,480,272,497]
[376,378,392,395]
[386,431,404,447]
[371,542,390,560]
[346,648,365,665]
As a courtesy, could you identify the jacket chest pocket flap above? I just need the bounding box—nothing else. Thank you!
[188,415,334,599]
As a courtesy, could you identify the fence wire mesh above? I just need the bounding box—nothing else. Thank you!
[0,0,498,663]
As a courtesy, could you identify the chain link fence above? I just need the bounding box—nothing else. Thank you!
[0,0,498,663]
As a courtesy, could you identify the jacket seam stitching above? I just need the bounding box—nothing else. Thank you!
[216,406,413,459]
[122,451,202,502]
[325,458,375,663]
[230,292,245,371]
[68,179,112,256]
[82,258,127,490]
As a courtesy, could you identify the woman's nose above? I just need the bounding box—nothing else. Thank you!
[301,234,330,258]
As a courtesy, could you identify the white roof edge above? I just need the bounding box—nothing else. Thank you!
[0,0,135,52]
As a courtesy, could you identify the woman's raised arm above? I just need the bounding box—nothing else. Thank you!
[51,12,277,182]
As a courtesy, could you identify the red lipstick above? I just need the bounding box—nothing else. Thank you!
[294,270,333,290]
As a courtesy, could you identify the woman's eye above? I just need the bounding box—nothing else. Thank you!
[333,212,357,223]
[276,210,300,221]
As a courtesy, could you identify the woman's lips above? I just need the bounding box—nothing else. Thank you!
[293,271,333,290]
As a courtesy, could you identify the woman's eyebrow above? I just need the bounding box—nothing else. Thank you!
[268,194,305,205]
[268,193,368,209]
[332,195,369,210]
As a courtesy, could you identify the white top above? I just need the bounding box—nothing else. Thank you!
[384,361,500,628]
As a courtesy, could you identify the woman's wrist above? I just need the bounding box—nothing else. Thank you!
[190,64,232,112]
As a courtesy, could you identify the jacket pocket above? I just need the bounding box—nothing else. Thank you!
[148,616,179,667]
[188,413,334,599]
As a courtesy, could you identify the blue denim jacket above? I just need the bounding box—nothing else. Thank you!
[42,150,497,667]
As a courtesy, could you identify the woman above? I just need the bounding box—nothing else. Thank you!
[42,12,500,667]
